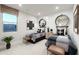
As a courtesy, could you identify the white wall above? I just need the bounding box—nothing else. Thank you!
[38,9,74,34]
[0,11,38,47]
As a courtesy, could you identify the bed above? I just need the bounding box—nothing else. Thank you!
[27,32,45,43]
[45,35,78,55]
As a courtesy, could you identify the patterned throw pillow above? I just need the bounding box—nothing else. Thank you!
[57,29,64,36]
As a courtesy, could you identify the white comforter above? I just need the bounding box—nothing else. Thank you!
[56,36,70,52]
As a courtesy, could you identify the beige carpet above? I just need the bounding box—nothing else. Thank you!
[0,39,47,55]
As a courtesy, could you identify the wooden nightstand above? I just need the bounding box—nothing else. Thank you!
[46,32,53,39]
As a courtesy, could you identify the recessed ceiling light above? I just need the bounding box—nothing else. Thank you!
[19,4,22,6]
[56,6,59,10]
[38,12,41,15]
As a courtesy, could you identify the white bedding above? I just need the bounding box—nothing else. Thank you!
[56,36,70,52]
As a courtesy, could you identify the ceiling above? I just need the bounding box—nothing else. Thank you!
[5,4,74,17]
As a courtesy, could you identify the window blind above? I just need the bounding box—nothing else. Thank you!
[1,4,18,16]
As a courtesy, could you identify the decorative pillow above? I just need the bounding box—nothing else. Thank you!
[57,29,64,36]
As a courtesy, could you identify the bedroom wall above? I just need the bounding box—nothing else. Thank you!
[0,10,39,46]
[38,9,74,34]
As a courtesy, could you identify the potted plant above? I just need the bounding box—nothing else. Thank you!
[3,36,13,49]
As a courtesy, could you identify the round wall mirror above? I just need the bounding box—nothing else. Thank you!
[39,19,46,28]
[55,14,69,26]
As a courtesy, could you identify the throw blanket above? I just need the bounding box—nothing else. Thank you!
[45,35,77,55]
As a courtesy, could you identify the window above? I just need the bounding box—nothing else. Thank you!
[3,13,17,32]
[1,5,18,32]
